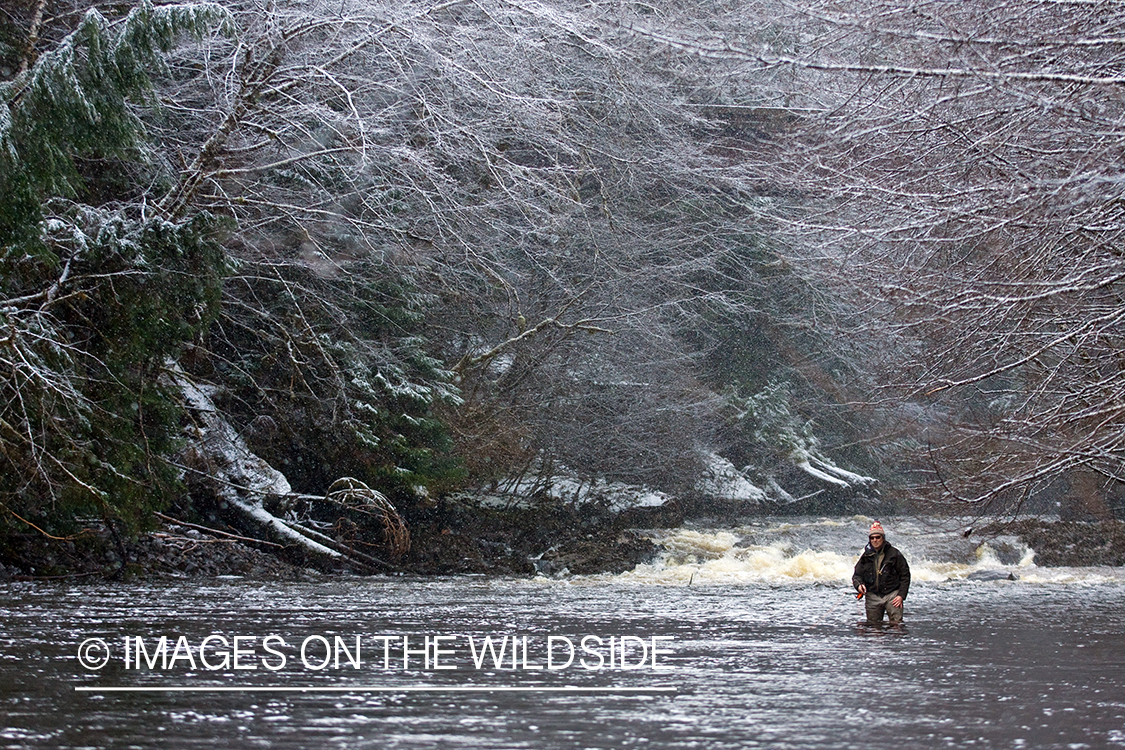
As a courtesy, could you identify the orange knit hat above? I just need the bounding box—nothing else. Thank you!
[869,521,886,538]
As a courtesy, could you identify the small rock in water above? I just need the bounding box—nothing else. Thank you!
[965,569,1017,581]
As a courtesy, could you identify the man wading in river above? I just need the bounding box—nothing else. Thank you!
[852,522,911,624]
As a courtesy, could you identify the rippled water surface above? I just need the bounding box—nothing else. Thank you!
[3,517,1124,749]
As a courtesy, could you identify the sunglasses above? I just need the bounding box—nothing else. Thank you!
[869,535,884,540]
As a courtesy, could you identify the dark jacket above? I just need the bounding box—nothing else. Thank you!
[852,541,910,599]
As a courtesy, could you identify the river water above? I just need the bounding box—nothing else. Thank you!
[3,516,1124,749]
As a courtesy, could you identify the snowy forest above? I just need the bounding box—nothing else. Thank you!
[2,0,1124,571]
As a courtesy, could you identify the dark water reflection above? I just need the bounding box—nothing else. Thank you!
[2,576,1124,749]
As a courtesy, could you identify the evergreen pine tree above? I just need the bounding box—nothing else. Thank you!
[0,2,229,546]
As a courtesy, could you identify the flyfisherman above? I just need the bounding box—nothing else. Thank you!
[852,521,910,624]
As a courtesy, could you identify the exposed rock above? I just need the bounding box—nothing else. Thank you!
[965,569,1017,581]
[983,519,1125,567]
[537,532,659,576]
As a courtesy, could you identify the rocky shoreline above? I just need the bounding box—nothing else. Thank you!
[3,513,1124,582]
[0,499,669,581]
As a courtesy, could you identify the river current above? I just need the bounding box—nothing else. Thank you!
[2,516,1124,749]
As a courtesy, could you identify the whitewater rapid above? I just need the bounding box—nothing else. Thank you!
[593,516,1125,586]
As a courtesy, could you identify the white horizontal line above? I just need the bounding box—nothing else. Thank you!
[75,685,677,694]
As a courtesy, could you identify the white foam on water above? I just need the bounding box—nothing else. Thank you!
[1008,567,1125,585]
[616,537,857,586]
[578,517,1125,587]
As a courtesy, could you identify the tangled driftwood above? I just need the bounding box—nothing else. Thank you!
[324,477,411,559]
[171,366,409,573]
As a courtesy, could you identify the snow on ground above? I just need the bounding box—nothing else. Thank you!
[695,452,768,503]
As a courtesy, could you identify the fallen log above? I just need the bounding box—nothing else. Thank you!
[154,511,285,548]
[168,365,405,573]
